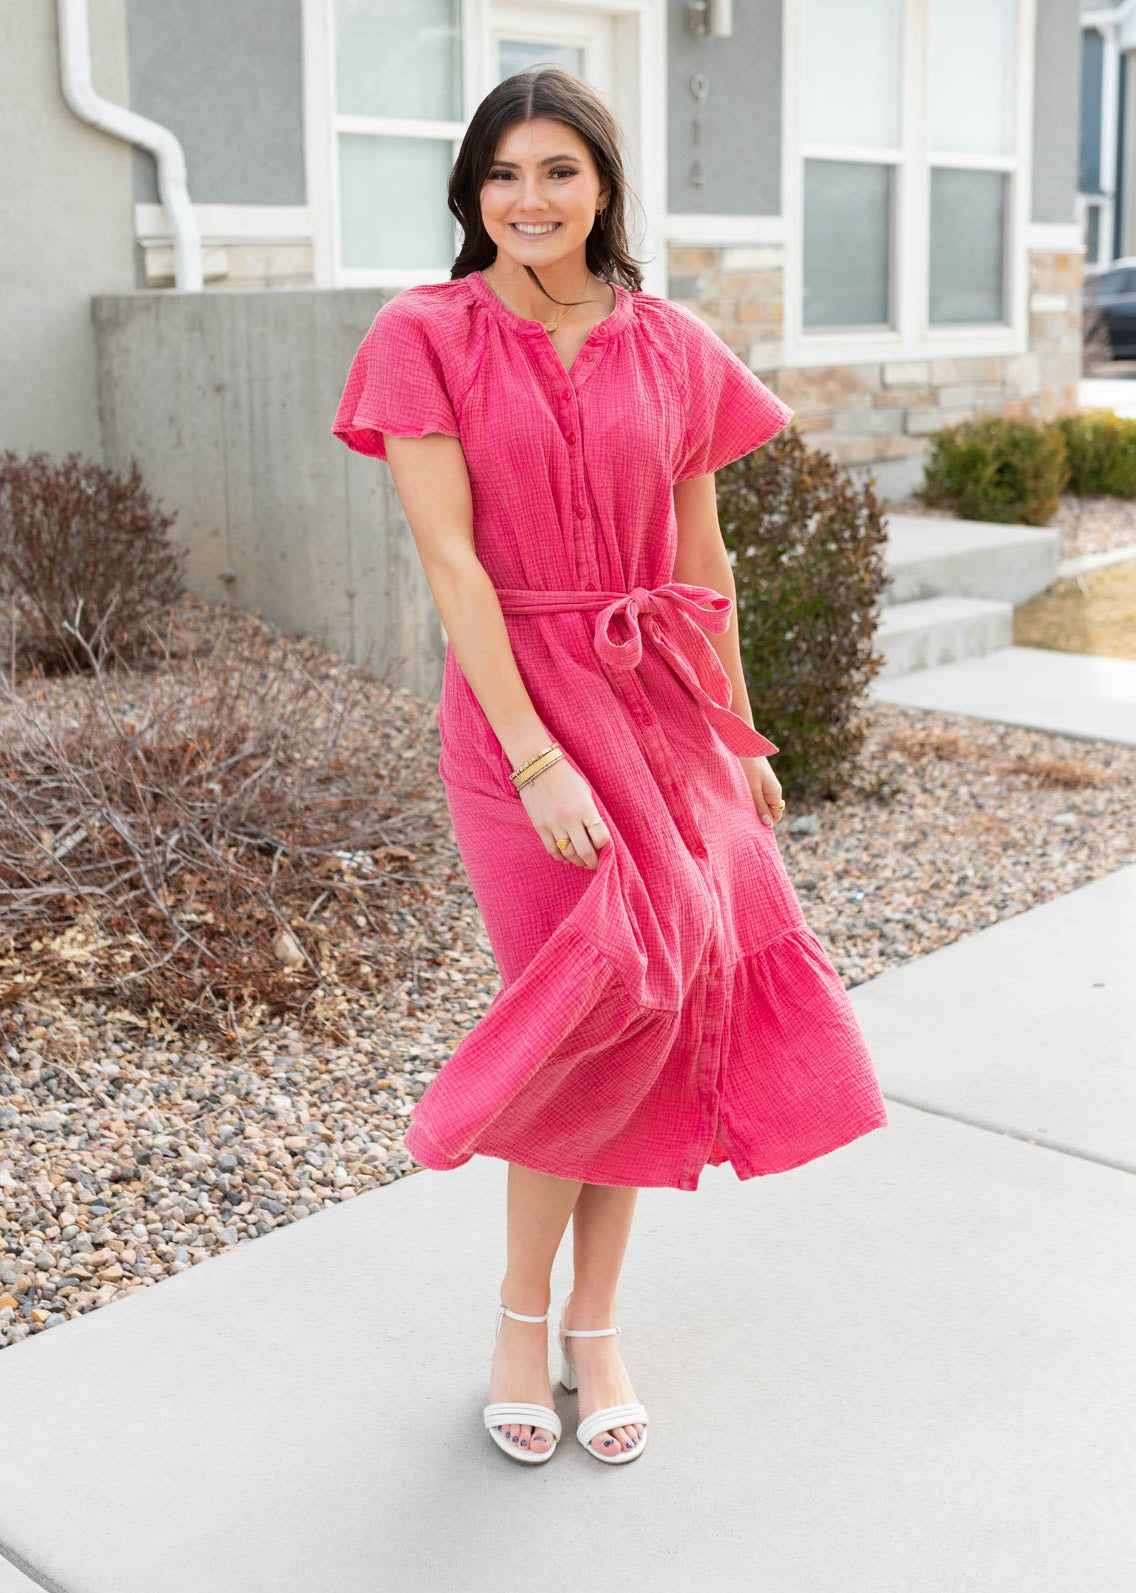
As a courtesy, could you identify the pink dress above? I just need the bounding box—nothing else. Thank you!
[332,269,888,1191]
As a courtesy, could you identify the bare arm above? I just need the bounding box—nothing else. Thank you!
[384,431,554,772]
[672,472,783,825]
[383,430,609,865]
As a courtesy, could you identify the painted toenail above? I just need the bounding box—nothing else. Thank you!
[520,1439,527,1447]
[603,1438,613,1446]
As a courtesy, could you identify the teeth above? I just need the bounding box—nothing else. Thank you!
[513,223,560,235]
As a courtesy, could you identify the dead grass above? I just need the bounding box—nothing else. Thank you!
[1012,558,1136,660]
[883,725,1112,789]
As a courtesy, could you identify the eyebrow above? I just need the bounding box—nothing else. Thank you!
[489,154,580,168]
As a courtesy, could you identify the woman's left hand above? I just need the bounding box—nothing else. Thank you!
[741,756,784,827]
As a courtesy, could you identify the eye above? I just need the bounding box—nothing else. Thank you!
[487,167,579,181]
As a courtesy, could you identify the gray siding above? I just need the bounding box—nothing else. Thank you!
[1034,0,1083,223]
[125,0,305,205]
[0,0,133,459]
[1080,25,1104,191]
[666,0,782,215]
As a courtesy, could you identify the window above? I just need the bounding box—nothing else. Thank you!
[801,0,903,330]
[795,0,1028,357]
[927,0,1017,325]
[333,0,463,273]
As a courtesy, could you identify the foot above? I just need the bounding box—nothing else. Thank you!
[487,1308,557,1456]
[560,1296,646,1456]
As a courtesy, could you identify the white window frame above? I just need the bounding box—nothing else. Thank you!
[303,0,666,292]
[781,0,1036,367]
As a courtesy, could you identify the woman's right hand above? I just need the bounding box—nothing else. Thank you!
[516,756,611,869]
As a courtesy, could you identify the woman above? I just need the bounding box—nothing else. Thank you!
[332,68,888,1468]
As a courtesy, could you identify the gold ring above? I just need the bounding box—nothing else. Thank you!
[555,836,572,851]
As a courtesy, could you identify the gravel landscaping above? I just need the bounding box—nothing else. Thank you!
[3,595,1135,1348]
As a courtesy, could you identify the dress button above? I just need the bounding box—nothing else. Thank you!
[565,432,575,444]
[575,503,586,518]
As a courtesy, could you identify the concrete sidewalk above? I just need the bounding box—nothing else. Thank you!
[870,643,1136,745]
[1,870,1133,1593]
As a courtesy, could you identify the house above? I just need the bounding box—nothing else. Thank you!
[1079,0,1136,266]
[2,0,1085,693]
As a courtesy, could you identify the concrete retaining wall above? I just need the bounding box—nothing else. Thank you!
[92,287,445,700]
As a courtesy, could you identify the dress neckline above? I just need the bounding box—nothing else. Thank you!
[466,268,633,342]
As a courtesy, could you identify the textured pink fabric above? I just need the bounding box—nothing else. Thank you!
[332,270,888,1190]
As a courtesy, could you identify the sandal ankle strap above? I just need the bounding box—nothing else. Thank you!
[497,1302,549,1322]
[558,1293,621,1337]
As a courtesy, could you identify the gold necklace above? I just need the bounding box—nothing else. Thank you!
[483,268,594,334]
[540,272,601,334]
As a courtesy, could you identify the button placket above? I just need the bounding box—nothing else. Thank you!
[563,389,604,590]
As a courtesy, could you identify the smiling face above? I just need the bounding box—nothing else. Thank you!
[479,117,611,273]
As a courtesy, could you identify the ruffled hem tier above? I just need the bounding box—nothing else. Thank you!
[403,893,888,1192]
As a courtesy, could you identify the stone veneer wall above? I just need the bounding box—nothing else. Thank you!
[142,241,315,291]
[667,243,1084,494]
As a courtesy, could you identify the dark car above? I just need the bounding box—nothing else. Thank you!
[1083,260,1136,358]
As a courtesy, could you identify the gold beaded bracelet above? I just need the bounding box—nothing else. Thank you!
[510,741,564,793]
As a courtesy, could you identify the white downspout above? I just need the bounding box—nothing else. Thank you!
[57,0,202,291]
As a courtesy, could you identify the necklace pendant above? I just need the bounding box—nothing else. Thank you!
[544,317,560,334]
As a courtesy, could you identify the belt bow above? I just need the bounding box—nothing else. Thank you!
[495,580,777,759]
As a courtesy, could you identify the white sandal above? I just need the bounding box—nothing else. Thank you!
[482,1302,562,1464]
[557,1291,650,1463]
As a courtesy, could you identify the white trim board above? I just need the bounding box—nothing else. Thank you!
[663,214,786,246]
[1027,221,1085,253]
[133,204,313,244]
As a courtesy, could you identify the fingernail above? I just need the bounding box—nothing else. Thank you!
[762,814,772,825]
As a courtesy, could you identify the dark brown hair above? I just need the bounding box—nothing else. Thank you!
[447,67,646,309]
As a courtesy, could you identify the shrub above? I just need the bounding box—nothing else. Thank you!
[1051,408,1136,497]
[0,603,437,1041]
[715,425,890,803]
[0,449,186,672]
[916,415,1069,525]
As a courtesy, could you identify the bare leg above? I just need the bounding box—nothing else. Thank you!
[487,1161,582,1453]
[561,1182,646,1455]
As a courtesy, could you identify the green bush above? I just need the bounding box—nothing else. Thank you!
[1051,408,1136,497]
[917,415,1068,525]
[715,425,890,803]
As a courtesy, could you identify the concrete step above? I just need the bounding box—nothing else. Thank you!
[883,514,1059,606]
[870,645,1136,745]
[875,595,1013,678]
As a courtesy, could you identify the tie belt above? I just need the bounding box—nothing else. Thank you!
[494,581,778,760]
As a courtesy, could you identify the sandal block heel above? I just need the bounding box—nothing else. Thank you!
[557,1290,650,1464]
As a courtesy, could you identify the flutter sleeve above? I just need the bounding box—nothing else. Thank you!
[331,298,461,461]
[671,306,795,482]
